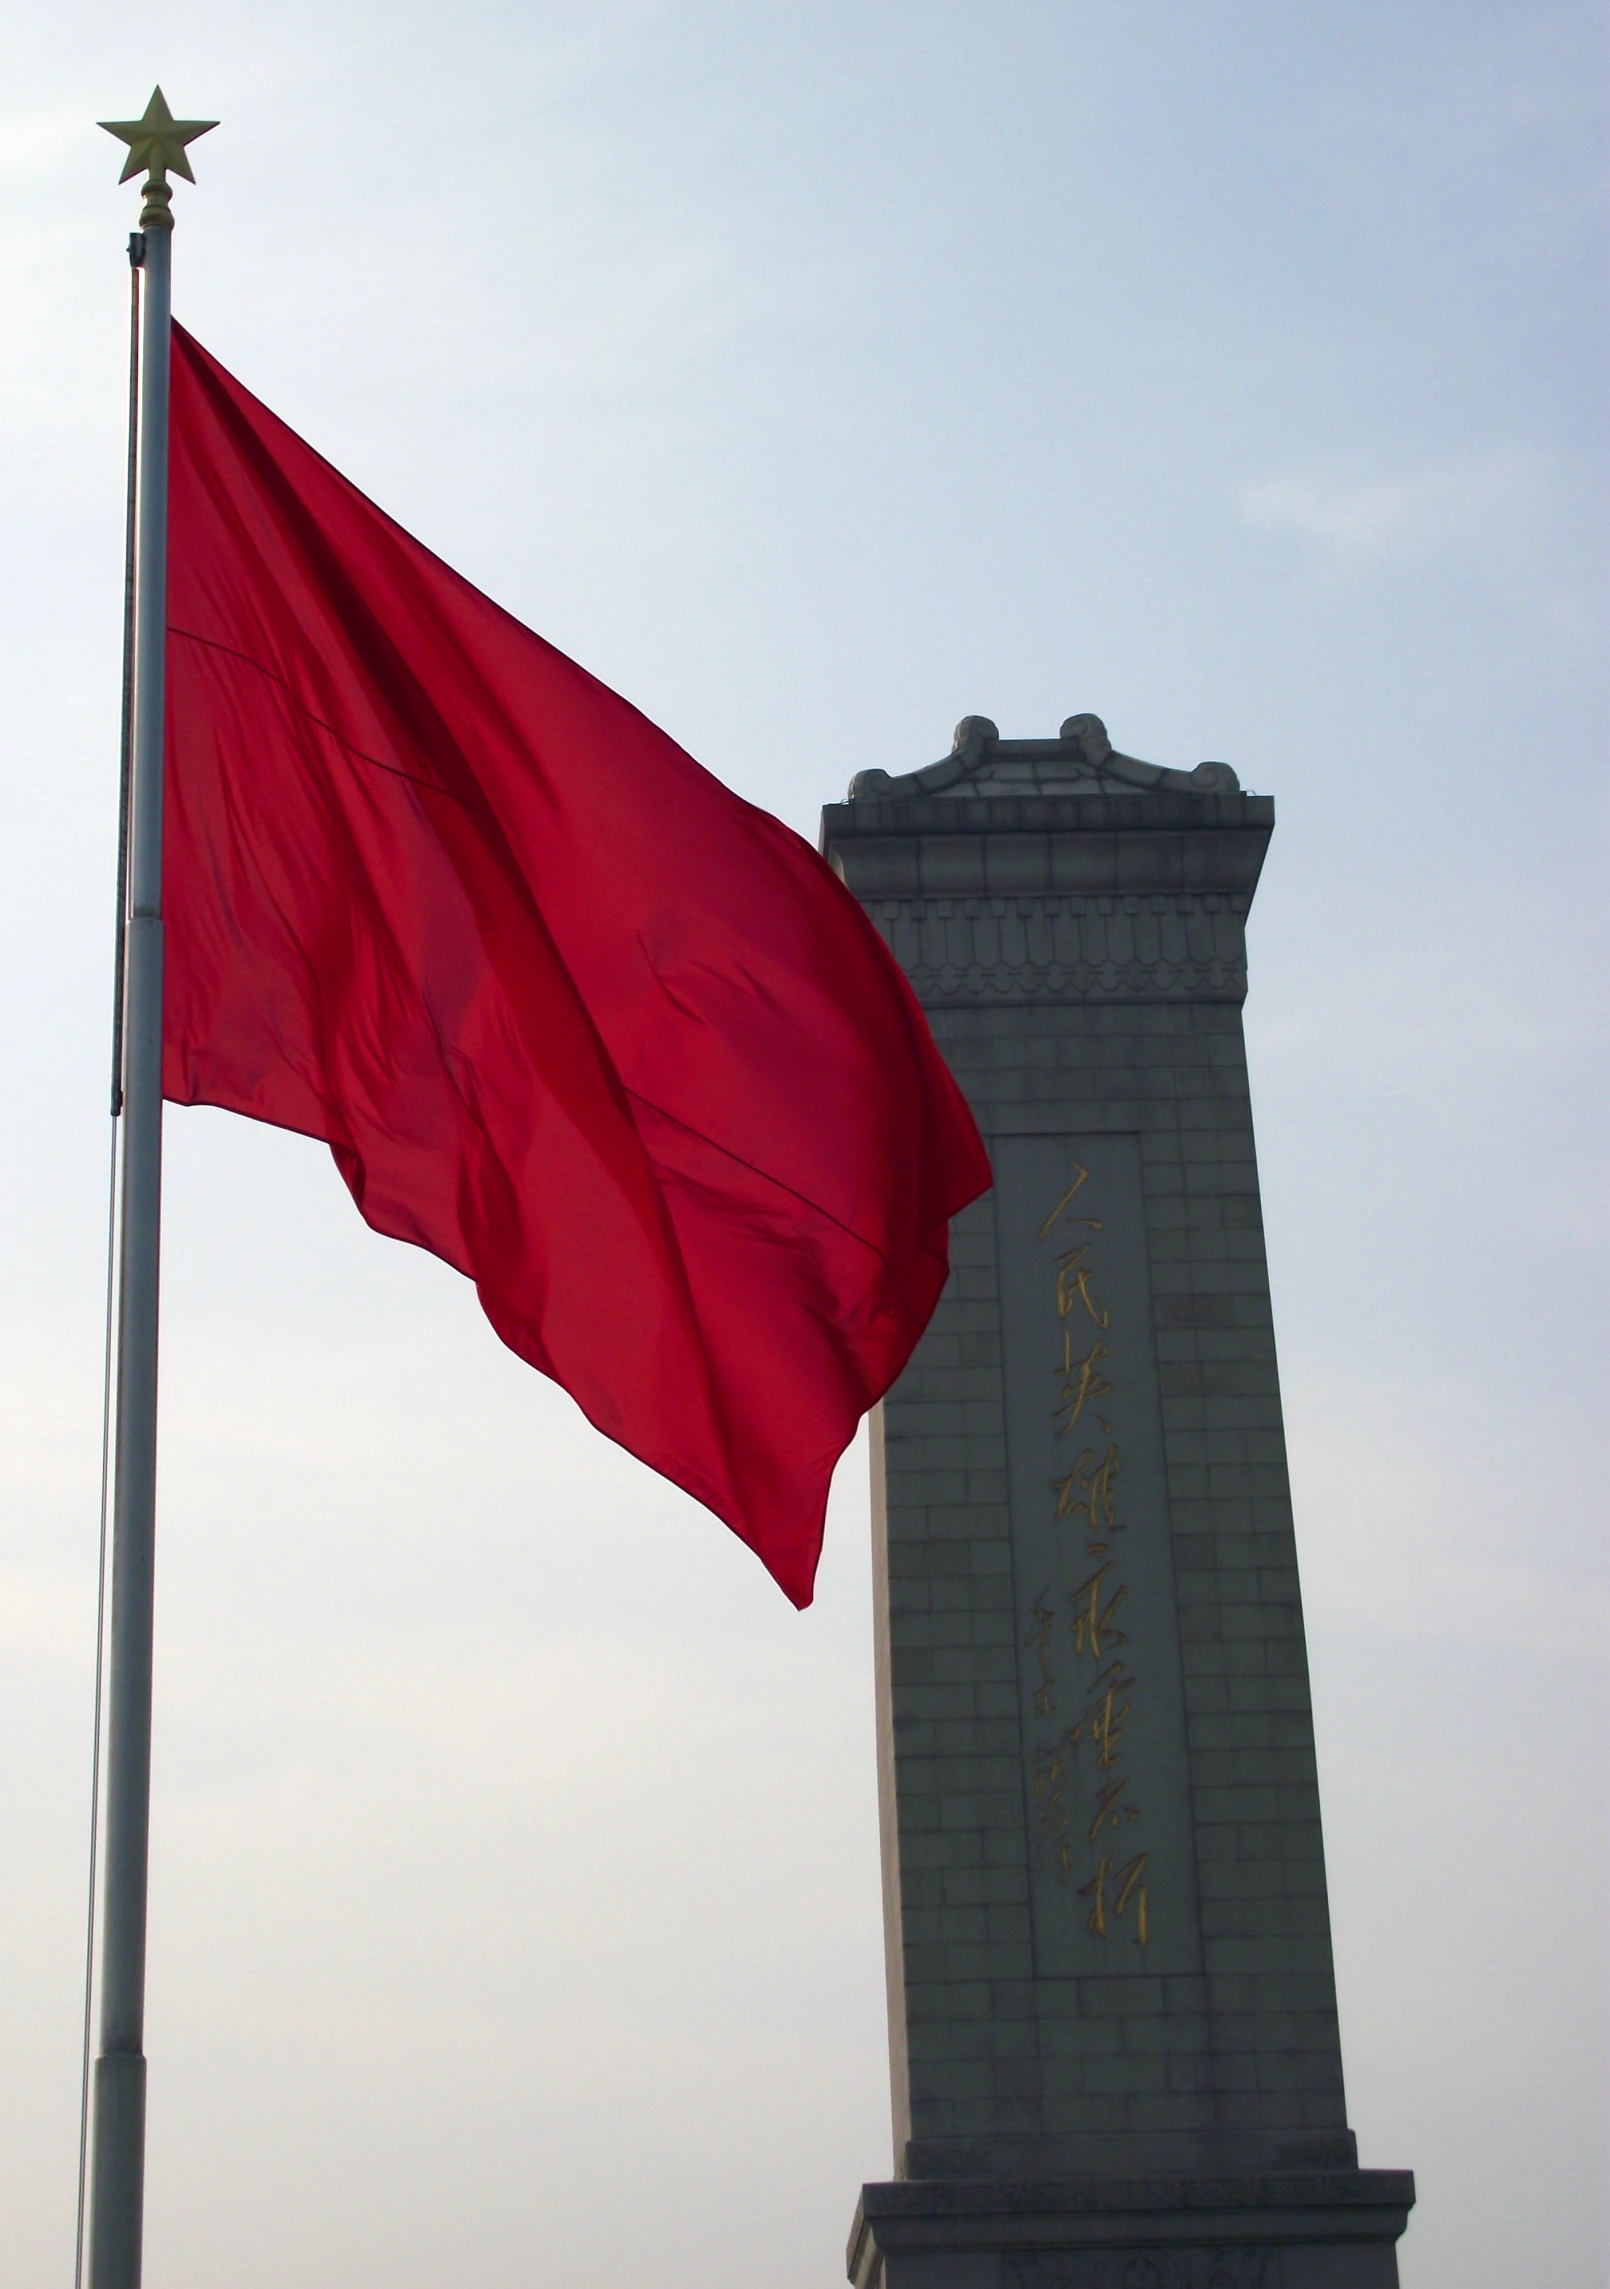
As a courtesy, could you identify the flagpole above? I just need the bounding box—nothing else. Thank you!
[88,92,214,2289]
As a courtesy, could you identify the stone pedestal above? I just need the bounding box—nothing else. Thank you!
[821,717,1412,2289]
[848,2174,1415,2289]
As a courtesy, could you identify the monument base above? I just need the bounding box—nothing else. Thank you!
[847,2172,1415,2289]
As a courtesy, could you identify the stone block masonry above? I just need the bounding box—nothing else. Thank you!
[822,717,1412,2289]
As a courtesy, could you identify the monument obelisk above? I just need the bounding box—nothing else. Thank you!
[822,717,1414,2289]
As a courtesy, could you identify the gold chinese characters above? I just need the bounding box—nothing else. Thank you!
[1027,1164,1151,1947]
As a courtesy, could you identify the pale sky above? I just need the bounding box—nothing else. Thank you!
[1,6,1605,2288]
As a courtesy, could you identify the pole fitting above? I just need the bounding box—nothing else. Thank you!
[137,178,172,232]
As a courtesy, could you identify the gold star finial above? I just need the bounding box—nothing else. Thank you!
[100,88,217,227]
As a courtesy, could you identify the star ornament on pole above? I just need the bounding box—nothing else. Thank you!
[100,86,217,226]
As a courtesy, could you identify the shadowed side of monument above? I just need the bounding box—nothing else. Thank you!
[822,718,1413,2289]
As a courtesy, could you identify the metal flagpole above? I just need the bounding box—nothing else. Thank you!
[87,91,215,2289]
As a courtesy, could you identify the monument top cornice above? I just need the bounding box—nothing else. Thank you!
[844,713,1245,804]
[820,715,1273,902]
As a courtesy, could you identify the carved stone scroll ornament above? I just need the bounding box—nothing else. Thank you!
[846,715,1240,802]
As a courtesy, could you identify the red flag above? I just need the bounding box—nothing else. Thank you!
[162,324,990,1606]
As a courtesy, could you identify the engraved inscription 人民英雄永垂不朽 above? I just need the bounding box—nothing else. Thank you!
[995,1131,1198,1977]
[1028,1163,1151,1948]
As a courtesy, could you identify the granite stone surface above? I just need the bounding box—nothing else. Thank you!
[821,719,1412,2289]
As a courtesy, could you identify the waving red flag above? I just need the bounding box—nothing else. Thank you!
[161,324,990,1606]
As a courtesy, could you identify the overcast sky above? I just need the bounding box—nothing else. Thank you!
[1,6,1605,2288]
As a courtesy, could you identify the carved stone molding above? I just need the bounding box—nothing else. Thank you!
[847,715,1241,804]
[867,893,1250,1005]
[1003,2253,1280,2289]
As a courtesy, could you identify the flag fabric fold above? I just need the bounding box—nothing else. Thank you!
[162,323,990,1605]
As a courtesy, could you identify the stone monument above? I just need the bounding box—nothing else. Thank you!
[821,717,1414,2289]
